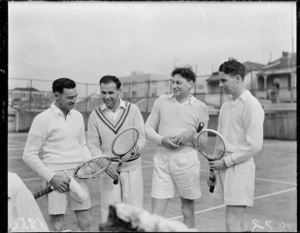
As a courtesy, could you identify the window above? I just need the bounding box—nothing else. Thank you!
[197,84,204,90]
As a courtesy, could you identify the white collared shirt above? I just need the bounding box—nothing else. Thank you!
[218,90,265,167]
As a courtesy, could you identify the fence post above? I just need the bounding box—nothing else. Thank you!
[29,79,32,111]
[85,83,88,118]
[194,76,197,98]
[129,82,132,102]
[146,80,150,113]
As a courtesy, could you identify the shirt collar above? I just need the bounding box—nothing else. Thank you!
[229,90,250,103]
[50,102,71,116]
[239,90,251,102]
[100,98,127,111]
[167,94,196,105]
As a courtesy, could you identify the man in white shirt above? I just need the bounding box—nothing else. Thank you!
[145,67,209,228]
[208,59,265,232]
[23,78,92,231]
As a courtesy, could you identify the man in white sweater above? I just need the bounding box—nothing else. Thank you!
[208,59,264,231]
[87,75,146,223]
[145,67,209,228]
[23,78,92,231]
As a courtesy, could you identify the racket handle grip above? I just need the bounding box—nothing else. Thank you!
[209,169,216,193]
[113,171,121,185]
[34,186,53,199]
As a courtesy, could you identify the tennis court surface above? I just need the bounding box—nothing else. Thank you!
[8,132,297,232]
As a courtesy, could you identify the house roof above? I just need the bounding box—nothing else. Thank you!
[262,52,296,71]
[206,72,220,83]
[243,61,265,72]
[13,87,40,92]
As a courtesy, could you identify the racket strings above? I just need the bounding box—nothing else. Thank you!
[112,130,139,156]
[197,132,225,160]
[75,157,109,179]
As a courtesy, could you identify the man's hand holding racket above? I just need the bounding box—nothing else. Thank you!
[196,126,226,193]
[110,128,140,185]
[33,155,111,199]
[209,158,228,170]
[49,174,71,193]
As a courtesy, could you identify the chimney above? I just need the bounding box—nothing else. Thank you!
[282,51,289,57]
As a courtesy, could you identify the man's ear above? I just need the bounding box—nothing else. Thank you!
[189,80,194,89]
[54,92,59,98]
[235,75,242,83]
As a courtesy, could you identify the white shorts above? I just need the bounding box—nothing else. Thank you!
[213,157,255,206]
[151,149,201,200]
[43,169,91,215]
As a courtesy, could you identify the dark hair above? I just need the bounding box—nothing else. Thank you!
[100,75,121,89]
[52,78,76,93]
[218,58,246,80]
[171,67,196,83]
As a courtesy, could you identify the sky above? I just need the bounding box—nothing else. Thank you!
[8,1,296,86]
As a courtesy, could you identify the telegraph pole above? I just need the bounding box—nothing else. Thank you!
[290,3,294,102]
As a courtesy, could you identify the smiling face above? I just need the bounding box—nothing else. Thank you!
[100,81,121,111]
[55,87,78,113]
[171,74,193,99]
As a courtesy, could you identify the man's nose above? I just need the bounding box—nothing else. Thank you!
[219,81,224,87]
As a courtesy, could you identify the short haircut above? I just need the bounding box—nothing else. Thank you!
[52,78,76,93]
[100,75,121,89]
[218,58,246,80]
[171,67,196,83]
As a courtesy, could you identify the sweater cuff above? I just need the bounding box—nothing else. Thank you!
[157,136,164,146]
[224,155,234,168]
[45,172,56,183]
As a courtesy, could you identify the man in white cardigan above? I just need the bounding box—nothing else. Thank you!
[87,75,146,223]
[23,78,92,231]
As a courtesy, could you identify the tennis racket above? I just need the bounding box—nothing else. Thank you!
[111,128,140,185]
[33,155,111,199]
[196,129,226,193]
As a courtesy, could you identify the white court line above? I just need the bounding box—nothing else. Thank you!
[8,140,26,144]
[256,177,296,186]
[8,157,23,160]
[23,177,42,182]
[8,146,25,150]
[142,160,154,164]
[142,165,154,169]
[141,164,296,186]
[167,187,296,221]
